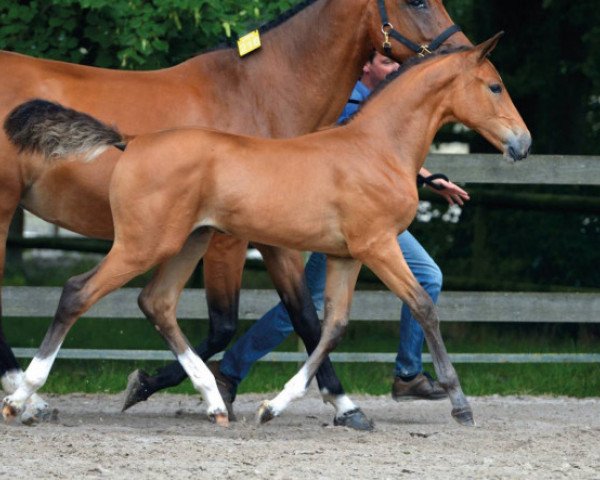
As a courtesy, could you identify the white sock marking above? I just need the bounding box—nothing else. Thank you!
[177,348,226,415]
[268,365,311,415]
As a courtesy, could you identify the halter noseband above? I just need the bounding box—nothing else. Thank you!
[377,0,462,57]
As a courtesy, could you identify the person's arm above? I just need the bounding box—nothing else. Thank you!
[419,167,470,206]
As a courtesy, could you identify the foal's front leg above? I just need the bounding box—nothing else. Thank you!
[257,256,361,424]
[360,237,474,426]
[122,234,246,412]
[136,229,229,425]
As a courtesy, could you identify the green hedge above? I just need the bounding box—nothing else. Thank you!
[0,0,295,69]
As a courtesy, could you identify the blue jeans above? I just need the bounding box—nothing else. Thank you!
[220,231,442,385]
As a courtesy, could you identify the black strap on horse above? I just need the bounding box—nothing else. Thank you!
[417,173,449,191]
[377,0,462,57]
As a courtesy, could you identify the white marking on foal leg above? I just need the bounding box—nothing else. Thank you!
[3,350,59,414]
[320,389,358,416]
[1,369,25,393]
[267,364,311,417]
[176,348,227,417]
[2,370,50,423]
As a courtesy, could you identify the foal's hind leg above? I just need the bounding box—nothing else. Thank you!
[1,246,146,420]
[359,237,474,426]
[258,256,361,424]
[0,190,50,423]
[122,234,246,411]
[3,234,228,424]
[256,244,373,430]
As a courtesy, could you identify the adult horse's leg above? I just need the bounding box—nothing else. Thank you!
[3,230,228,424]
[256,244,373,430]
[359,237,474,426]
[257,256,362,423]
[122,234,246,411]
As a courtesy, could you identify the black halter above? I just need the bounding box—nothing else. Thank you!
[377,0,462,57]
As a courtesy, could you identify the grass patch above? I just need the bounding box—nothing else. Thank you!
[5,312,600,398]
[35,360,600,398]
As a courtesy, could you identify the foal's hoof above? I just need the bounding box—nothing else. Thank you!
[2,401,19,422]
[122,369,152,412]
[256,400,276,425]
[451,406,475,427]
[333,408,374,431]
[209,411,230,428]
[20,403,53,426]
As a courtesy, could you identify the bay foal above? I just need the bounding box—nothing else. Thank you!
[0,0,468,426]
[3,35,530,426]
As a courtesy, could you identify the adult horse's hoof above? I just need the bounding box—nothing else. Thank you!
[209,411,230,427]
[333,408,374,431]
[256,400,276,424]
[122,369,152,412]
[451,406,475,427]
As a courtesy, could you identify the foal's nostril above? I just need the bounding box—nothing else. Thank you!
[508,145,518,161]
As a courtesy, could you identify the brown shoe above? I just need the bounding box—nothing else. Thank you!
[391,373,448,401]
[207,361,237,420]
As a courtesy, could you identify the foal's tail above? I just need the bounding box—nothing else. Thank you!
[3,99,128,162]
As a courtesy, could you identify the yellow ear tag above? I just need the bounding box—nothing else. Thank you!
[237,30,262,57]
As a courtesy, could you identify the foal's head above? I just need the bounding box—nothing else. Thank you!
[446,33,532,161]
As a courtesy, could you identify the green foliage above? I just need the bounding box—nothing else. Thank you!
[0,0,295,69]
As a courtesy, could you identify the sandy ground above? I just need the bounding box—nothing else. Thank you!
[0,391,599,479]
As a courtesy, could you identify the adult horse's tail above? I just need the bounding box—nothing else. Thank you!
[3,99,127,162]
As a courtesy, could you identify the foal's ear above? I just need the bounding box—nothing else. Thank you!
[474,31,504,64]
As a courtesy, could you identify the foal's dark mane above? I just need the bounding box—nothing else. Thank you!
[340,45,472,125]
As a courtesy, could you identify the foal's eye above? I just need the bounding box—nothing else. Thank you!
[407,0,427,9]
[489,84,503,94]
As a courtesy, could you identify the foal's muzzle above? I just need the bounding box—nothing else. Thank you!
[505,131,532,162]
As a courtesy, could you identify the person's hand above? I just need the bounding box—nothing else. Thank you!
[428,178,470,206]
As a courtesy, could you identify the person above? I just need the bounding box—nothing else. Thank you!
[209,51,470,414]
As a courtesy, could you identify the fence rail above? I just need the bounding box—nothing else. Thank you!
[7,287,600,364]
[424,153,600,185]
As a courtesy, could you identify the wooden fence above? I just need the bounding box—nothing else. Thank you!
[7,154,600,364]
[6,287,600,363]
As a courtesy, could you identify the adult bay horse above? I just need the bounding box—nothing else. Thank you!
[2,34,531,427]
[0,0,469,426]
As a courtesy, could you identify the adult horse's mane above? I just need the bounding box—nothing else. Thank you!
[340,45,472,125]
[192,0,321,56]
[257,0,320,33]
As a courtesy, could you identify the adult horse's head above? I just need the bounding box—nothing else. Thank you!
[365,0,472,62]
[447,33,532,162]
